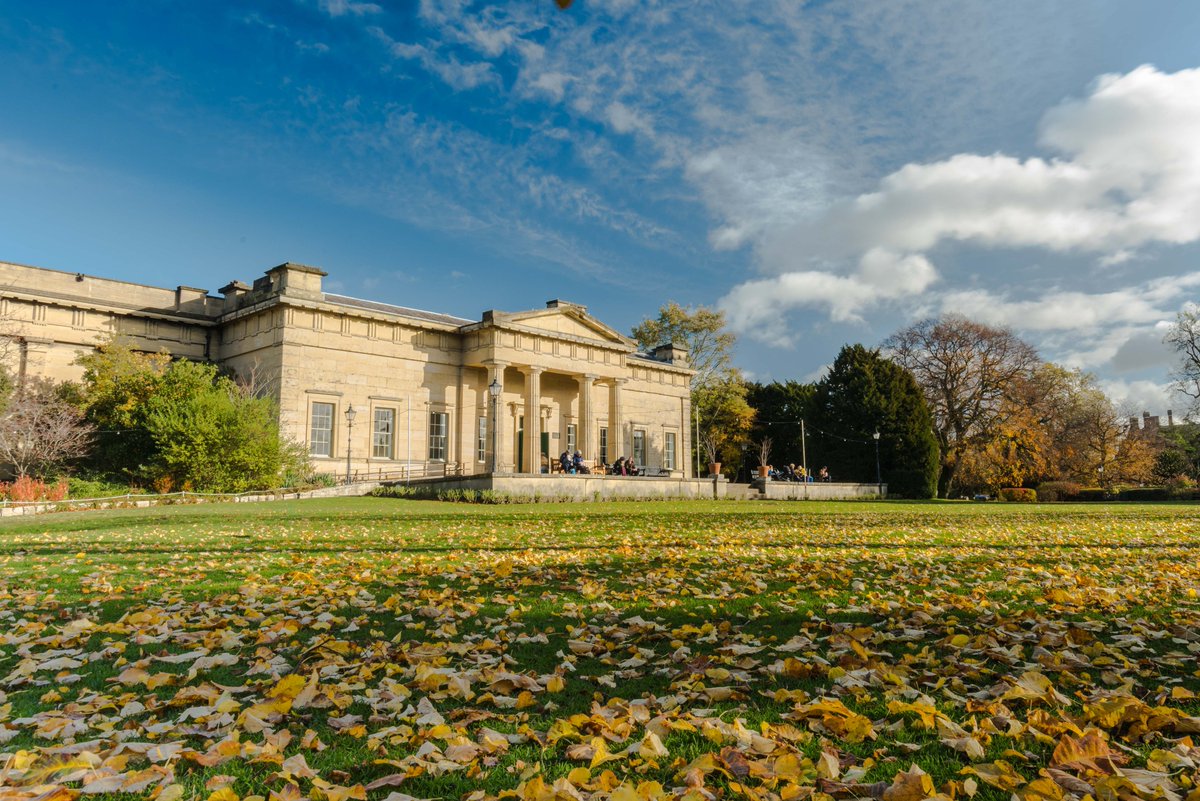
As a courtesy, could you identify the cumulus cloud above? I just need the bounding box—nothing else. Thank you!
[721,65,1200,341]
[723,249,938,332]
[1099,378,1181,418]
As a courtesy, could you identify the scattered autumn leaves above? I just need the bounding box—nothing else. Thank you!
[1,501,1200,801]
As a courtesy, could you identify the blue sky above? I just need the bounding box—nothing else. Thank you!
[3,1,1200,413]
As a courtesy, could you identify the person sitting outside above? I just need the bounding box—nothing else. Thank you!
[559,451,573,474]
[612,456,626,475]
[818,466,830,482]
[572,451,590,474]
[626,457,640,477]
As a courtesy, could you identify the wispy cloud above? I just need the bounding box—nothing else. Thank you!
[318,0,382,18]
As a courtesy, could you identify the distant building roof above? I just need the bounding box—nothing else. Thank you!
[324,293,473,327]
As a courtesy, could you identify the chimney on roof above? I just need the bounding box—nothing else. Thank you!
[1168,409,1175,426]
[545,299,587,313]
[219,280,251,312]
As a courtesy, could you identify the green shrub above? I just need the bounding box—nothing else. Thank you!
[998,487,1037,503]
[1116,487,1171,501]
[67,476,145,499]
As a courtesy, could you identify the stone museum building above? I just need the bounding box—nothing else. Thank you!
[0,260,694,479]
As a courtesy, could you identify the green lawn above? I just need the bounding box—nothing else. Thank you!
[2,498,1199,801]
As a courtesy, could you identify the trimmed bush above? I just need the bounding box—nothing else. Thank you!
[1073,487,1113,502]
[1116,487,1171,501]
[998,487,1036,503]
[1036,481,1082,502]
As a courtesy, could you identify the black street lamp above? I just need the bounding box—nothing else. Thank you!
[488,378,502,473]
[873,429,882,497]
[344,404,357,484]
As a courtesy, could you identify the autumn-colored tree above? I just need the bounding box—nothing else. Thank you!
[885,315,1039,497]
[632,302,749,474]
[75,341,171,478]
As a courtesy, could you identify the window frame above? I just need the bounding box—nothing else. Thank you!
[371,407,395,460]
[664,431,676,471]
[599,426,608,463]
[566,423,577,455]
[632,428,646,465]
[428,411,449,461]
[310,401,335,458]
[477,416,487,463]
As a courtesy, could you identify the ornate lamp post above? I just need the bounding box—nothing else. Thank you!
[873,429,882,496]
[488,378,502,473]
[344,404,357,484]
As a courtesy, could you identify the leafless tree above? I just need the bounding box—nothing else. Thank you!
[1166,305,1200,409]
[0,377,94,478]
[884,314,1040,497]
[232,356,280,399]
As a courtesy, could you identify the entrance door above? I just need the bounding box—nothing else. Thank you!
[517,415,524,473]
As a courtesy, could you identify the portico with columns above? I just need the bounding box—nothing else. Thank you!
[463,302,692,475]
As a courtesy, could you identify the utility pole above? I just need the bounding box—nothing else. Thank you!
[801,419,808,478]
[873,429,882,497]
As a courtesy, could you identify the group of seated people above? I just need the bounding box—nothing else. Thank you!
[556,451,643,476]
[765,464,830,482]
[558,450,593,474]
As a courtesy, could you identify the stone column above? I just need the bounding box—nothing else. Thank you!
[578,373,596,460]
[609,378,625,459]
[523,367,543,473]
[485,362,507,473]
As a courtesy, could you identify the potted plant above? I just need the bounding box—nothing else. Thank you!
[700,433,721,476]
[756,437,773,478]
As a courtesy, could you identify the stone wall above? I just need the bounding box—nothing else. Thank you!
[387,473,729,501]
[756,481,886,500]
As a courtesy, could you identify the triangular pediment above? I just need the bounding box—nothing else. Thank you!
[503,306,632,347]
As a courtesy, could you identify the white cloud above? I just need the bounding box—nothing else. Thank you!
[719,65,1200,340]
[605,102,653,137]
[369,27,497,91]
[319,0,382,18]
[938,271,1200,333]
[723,249,938,333]
[1099,378,1181,418]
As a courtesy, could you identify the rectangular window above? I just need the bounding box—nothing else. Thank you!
[665,432,676,470]
[633,429,646,465]
[566,423,577,454]
[477,416,487,462]
[599,427,608,463]
[371,408,395,459]
[429,411,448,461]
[310,402,334,457]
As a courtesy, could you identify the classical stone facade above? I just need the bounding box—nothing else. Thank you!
[0,260,694,478]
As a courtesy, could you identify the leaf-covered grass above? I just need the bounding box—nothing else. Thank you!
[2,498,1200,801]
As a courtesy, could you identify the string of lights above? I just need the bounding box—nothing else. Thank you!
[754,419,881,445]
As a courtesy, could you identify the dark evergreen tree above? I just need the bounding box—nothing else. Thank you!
[746,381,815,473]
[808,345,940,498]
